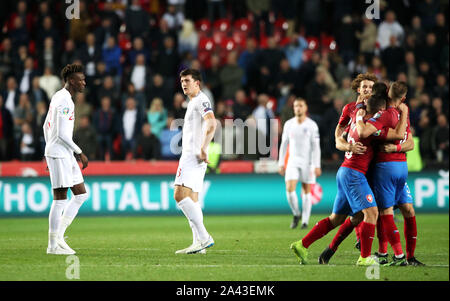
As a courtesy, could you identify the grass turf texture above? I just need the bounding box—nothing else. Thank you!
[0,214,448,281]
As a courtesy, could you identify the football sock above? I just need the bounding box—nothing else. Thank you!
[286,191,300,217]
[376,217,388,254]
[302,217,334,248]
[381,214,404,256]
[301,192,312,225]
[178,197,209,242]
[58,193,88,239]
[360,221,376,258]
[329,218,354,252]
[404,216,417,259]
[355,222,362,241]
[48,199,66,248]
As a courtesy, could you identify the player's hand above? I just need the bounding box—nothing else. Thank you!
[381,143,397,153]
[398,103,409,113]
[350,142,367,154]
[278,166,285,176]
[197,149,210,164]
[75,152,89,169]
[356,109,366,119]
[315,167,322,177]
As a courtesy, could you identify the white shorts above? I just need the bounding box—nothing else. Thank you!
[285,165,316,184]
[45,156,84,189]
[174,154,207,193]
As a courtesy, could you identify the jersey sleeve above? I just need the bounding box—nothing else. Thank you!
[338,104,351,126]
[196,97,213,118]
[367,110,392,131]
[55,102,82,155]
[278,121,290,167]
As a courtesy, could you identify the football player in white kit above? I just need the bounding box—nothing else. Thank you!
[174,69,216,254]
[278,98,322,229]
[43,64,89,255]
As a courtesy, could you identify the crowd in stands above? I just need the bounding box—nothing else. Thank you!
[0,0,448,166]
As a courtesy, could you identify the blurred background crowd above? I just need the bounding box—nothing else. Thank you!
[0,0,448,167]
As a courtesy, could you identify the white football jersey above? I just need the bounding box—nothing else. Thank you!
[43,88,82,158]
[181,91,213,155]
[278,117,321,168]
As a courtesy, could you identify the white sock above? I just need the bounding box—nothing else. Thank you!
[178,197,209,242]
[48,199,66,248]
[286,191,300,216]
[302,192,312,225]
[58,193,88,239]
[189,220,199,245]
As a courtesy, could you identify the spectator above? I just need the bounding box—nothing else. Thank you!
[39,67,62,100]
[162,4,185,31]
[406,16,426,46]
[74,115,98,161]
[94,18,117,49]
[305,70,330,122]
[128,37,150,66]
[219,51,245,100]
[432,114,449,162]
[258,37,285,83]
[178,20,198,57]
[68,0,92,44]
[18,57,37,94]
[279,94,295,128]
[417,33,441,71]
[102,36,122,77]
[93,96,118,161]
[348,54,368,79]
[19,122,36,161]
[28,77,49,106]
[408,97,422,129]
[37,37,59,76]
[412,76,427,99]
[125,0,150,39]
[251,93,274,148]
[37,16,60,51]
[121,97,144,160]
[148,74,173,110]
[97,75,120,110]
[284,34,308,71]
[381,35,405,80]
[368,56,387,81]
[9,15,29,49]
[433,74,449,103]
[275,58,296,112]
[13,93,34,133]
[170,92,187,120]
[61,39,78,70]
[246,0,272,38]
[337,15,357,65]
[0,38,14,77]
[122,82,146,115]
[204,54,223,100]
[433,13,447,48]
[2,76,20,114]
[74,93,93,131]
[355,17,377,63]
[207,0,226,21]
[130,54,151,96]
[147,97,168,139]
[0,95,14,160]
[418,61,436,91]
[77,33,102,84]
[333,77,356,104]
[401,51,419,89]
[136,123,161,160]
[417,109,434,160]
[12,45,28,77]
[233,89,252,121]
[238,38,260,88]
[377,10,404,51]
[155,36,179,88]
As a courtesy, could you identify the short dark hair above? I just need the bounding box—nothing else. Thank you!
[179,68,202,82]
[294,97,307,105]
[372,82,388,99]
[366,95,386,115]
[390,81,408,99]
[61,64,83,82]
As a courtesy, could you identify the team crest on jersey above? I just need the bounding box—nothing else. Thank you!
[373,129,382,136]
[366,194,373,203]
[62,107,70,115]
[202,102,212,113]
[372,111,383,120]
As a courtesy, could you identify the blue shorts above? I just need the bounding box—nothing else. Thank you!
[332,167,377,216]
[371,161,413,209]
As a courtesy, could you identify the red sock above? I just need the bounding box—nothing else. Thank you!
[329,218,355,252]
[354,222,362,241]
[302,217,334,248]
[381,215,403,256]
[404,216,417,259]
[376,218,388,254]
[360,221,376,258]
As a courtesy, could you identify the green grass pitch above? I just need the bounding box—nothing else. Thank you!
[0,214,448,281]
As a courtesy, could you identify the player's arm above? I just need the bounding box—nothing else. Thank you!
[311,124,321,177]
[199,112,217,163]
[382,132,414,153]
[383,104,409,141]
[43,111,49,144]
[278,123,289,176]
[55,104,88,168]
[336,132,367,154]
[355,109,379,139]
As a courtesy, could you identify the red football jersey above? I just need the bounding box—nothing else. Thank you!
[341,118,376,174]
[367,106,411,162]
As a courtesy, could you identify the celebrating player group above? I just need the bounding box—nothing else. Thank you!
[289,73,424,267]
